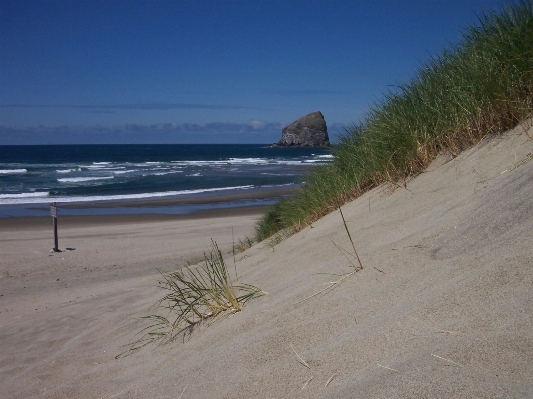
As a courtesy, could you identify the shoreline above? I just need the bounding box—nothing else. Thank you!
[58,186,298,208]
[0,203,269,230]
[0,186,294,220]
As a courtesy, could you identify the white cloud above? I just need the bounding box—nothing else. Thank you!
[248,120,266,130]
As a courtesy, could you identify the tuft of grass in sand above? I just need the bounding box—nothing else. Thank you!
[117,239,266,357]
[256,0,533,241]
[234,234,256,253]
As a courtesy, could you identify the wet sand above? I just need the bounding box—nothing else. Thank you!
[58,186,299,209]
[0,204,270,230]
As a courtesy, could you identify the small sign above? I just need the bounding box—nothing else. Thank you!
[50,202,57,218]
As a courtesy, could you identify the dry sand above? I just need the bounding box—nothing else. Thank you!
[1,121,532,398]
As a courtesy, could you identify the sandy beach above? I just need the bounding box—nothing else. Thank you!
[1,121,532,398]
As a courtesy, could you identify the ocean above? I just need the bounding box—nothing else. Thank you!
[0,144,332,218]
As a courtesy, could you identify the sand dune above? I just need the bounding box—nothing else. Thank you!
[1,121,532,398]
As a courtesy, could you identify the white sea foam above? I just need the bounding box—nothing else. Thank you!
[88,168,126,172]
[57,176,115,183]
[87,165,109,170]
[228,158,268,164]
[261,173,296,176]
[56,168,82,173]
[301,156,334,164]
[275,160,306,165]
[153,171,182,176]
[169,157,321,167]
[147,167,170,171]
[0,169,27,174]
[0,185,254,205]
[172,160,226,166]
[0,192,49,199]
[172,158,269,167]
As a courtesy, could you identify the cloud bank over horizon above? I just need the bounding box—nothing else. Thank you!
[0,121,345,145]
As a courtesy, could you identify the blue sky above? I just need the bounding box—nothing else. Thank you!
[0,0,504,144]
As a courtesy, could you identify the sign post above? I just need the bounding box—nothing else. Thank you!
[50,202,60,252]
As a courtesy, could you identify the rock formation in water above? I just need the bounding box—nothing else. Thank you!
[275,111,329,147]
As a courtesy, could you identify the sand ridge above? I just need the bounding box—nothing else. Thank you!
[1,121,532,398]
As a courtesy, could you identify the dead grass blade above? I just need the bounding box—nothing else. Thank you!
[339,207,364,270]
[377,364,400,373]
[431,353,464,367]
[325,374,336,387]
[301,376,313,390]
[291,344,311,370]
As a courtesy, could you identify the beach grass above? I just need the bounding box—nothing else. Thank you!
[118,239,266,357]
[256,0,533,241]
[235,234,256,253]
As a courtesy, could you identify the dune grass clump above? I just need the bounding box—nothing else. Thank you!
[118,239,266,357]
[256,0,533,241]
[235,234,256,253]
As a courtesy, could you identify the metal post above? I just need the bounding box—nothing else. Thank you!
[53,216,59,252]
[50,202,60,252]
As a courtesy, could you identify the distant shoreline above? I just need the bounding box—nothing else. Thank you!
[0,185,296,220]
[0,204,269,231]
[58,186,298,209]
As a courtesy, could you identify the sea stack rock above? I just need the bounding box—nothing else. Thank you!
[276,111,330,147]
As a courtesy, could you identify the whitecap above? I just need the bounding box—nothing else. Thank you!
[57,176,114,183]
[0,192,49,199]
[153,171,182,176]
[0,169,27,174]
[0,185,254,205]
